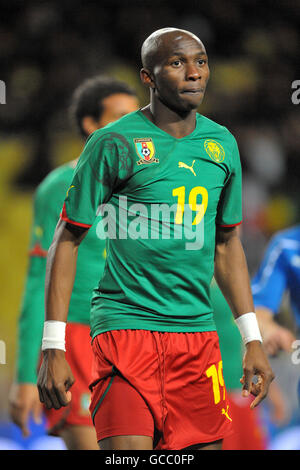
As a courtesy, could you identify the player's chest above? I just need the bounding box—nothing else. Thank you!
[121,137,230,206]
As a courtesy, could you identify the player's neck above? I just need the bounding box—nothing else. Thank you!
[141,102,197,139]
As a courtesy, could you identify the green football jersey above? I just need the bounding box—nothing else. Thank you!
[210,279,243,390]
[16,163,106,383]
[63,110,242,339]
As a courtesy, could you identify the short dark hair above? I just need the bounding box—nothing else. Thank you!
[70,76,136,137]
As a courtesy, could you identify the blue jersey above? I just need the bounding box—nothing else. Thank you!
[252,225,300,328]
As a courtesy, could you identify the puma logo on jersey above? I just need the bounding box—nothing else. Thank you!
[221,405,232,422]
[178,160,196,176]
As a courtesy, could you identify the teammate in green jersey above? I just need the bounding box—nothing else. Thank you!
[9,76,139,450]
[37,28,274,450]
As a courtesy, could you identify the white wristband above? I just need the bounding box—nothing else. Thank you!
[235,312,262,345]
[42,321,66,351]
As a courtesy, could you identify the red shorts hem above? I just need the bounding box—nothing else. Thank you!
[97,428,154,442]
[96,430,233,450]
[174,429,235,450]
[47,414,93,436]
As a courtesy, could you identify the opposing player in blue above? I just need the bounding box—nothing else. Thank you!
[252,225,300,354]
[252,224,300,419]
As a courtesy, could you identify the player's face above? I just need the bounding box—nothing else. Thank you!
[97,93,139,128]
[152,35,209,113]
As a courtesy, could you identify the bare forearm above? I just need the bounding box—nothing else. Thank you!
[214,227,274,406]
[38,220,85,408]
[46,243,77,322]
[45,220,87,322]
[214,228,254,318]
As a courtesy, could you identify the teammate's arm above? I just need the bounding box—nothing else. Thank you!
[9,251,45,436]
[9,188,51,436]
[37,219,88,410]
[214,225,274,408]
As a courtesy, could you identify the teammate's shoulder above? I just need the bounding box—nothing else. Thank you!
[35,162,74,199]
[106,110,141,129]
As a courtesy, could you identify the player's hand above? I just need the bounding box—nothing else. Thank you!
[240,340,275,409]
[9,383,43,437]
[37,349,75,410]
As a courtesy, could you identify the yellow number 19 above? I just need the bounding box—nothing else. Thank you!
[205,360,225,404]
[172,186,208,225]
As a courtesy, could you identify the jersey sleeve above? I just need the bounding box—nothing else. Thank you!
[251,235,288,314]
[16,179,68,384]
[216,136,242,227]
[61,131,128,228]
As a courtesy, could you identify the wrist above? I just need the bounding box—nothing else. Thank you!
[245,339,262,348]
[42,348,65,357]
[42,321,66,352]
[235,312,263,346]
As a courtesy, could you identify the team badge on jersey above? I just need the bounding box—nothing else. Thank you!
[134,138,159,165]
[204,140,225,163]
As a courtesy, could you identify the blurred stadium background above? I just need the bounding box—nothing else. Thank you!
[0,0,299,450]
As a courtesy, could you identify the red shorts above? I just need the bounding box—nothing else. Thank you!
[222,391,267,450]
[89,330,233,450]
[44,323,94,435]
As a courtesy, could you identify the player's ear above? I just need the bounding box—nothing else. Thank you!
[140,68,155,90]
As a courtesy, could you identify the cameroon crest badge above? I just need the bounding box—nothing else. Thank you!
[204,139,225,163]
[134,138,159,165]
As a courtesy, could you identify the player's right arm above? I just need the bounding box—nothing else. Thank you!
[37,219,88,409]
[37,131,123,410]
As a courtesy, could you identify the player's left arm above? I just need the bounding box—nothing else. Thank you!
[214,225,275,408]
